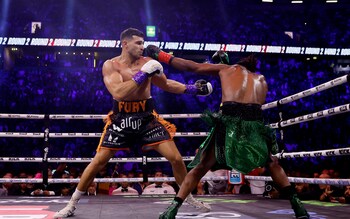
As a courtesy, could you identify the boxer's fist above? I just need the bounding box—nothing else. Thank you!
[132,60,163,85]
[194,79,213,96]
[144,45,161,60]
[144,45,174,64]
[212,51,229,64]
[141,60,163,75]
[185,79,213,96]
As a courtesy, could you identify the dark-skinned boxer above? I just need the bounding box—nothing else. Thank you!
[144,45,310,219]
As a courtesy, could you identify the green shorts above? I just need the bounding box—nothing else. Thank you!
[188,102,278,174]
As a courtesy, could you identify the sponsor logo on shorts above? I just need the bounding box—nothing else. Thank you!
[146,127,166,140]
[113,124,123,132]
[119,117,142,130]
[147,131,165,139]
[108,134,119,143]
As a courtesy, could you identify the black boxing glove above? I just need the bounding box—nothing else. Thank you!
[212,51,229,64]
[184,79,213,96]
[144,45,174,64]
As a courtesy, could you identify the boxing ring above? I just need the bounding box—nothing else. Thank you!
[0,70,349,218]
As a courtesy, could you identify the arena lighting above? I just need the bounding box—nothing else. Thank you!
[144,0,154,36]
[326,0,338,3]
[64,0,74,37]
[262,0,273,2]
[0,0,10,35]
[291,0,303,3]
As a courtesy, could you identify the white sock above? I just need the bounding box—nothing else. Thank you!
[68,189,85,206]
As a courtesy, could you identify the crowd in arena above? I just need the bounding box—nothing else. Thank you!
[0,0,349,204]
[1,0,349,47]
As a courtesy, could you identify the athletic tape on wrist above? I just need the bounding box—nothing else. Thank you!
[132,71,148,85]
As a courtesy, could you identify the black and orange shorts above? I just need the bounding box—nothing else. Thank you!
[97,98,176,152]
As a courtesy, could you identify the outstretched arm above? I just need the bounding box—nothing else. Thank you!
[172,58,226,76]
[152,75,185,94]
[152,74,213,96]
[145,45,229,76]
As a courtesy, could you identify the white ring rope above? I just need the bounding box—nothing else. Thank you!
[1,74,348,119]
[274,147,350,159]
[0,132,44,137]
[0,113,203,120]
[0,103,348,138]
[50,114,203,120]
[244,176,350,186]
[0,156,195,163]
[261,74,349,110]
[0,176,349,186]
[268,103,350,129]
[0,132,209,138]
[1,147,349,163]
